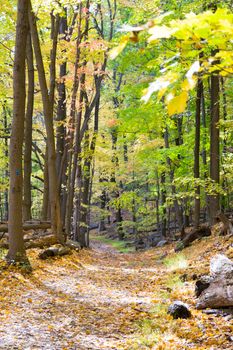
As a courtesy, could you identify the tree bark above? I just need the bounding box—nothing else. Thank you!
[209,67,220,224]
[161,171,167,237]
[6,0,29,264]
[56,14,67,172]
[23,34,34,222]
[41,146,49,220]
[56,14,68,223]
[3,104,9,221]
[28,2,64,243]
[201,81,209,221]
[194,78,202,228]
[164,126,183,231]
[64,5,82,236]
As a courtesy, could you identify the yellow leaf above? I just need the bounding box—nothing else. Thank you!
[167,91,188,116]
[181,77,197,91]
[148,25,177,42]
[109,36,129,60]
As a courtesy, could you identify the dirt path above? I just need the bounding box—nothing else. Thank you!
[0,241,163,350]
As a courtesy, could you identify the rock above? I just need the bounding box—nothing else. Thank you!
[148,233,162,247]
[168,301,191,319]
[202,308,233,318]
[135,238,147,251]
[210,254,233,278]
[66,240,81,251]
[156,240,168,247]
[196,276,233,309]
[192,274,198,280]
[175,241,184,252]
[180,273,188,282]
[226,335,233,342]
[195,275,212,297]
[196,255,233,309]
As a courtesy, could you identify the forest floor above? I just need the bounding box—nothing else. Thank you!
[0,231,233,349]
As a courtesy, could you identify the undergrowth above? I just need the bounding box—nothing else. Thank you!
[91,234,135,253]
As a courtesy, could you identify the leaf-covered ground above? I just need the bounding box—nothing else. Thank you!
[0,233,233,349]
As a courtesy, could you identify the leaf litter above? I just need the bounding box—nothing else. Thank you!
[0,233,232,349]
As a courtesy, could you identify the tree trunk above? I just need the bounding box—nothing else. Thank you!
[3,104,9,221]
[164,127,183,231]
[194,78,202,228]
[56,14,68,224]
[6,0,29,264]
[28,2,64,243]
[201,81,209,222]
[41,147,49,221]
[216,212,233,236]
[209,66,220,224]
[23,34,34,222]
[64,5,82,236]
[221,77,230,211]
[161,171,167,237]
[56,15,67,172]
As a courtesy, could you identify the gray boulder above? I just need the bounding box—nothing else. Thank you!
[156,240,168,247]
[168,301,191,319]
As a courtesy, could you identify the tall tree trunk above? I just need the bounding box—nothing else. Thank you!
[23,34,34,222]
[7,0,29,264]
[56,14,67,172]
[28,2,64,243]
[78,131,91,247]
[56,15,68,224]
[64,5,82,237]
[156,171,161,235]
[66,69,85,238]
[111,129,123,239]
[161,171,167,237]
[41,146,49,220]
[221,77,230,211]
[79,93,101,245]
[164,126,183,231]
[194,78,202,228]
[209,68,220,224]
[3,104,9,221]
[201,81,209,221]
[99,182,107,232]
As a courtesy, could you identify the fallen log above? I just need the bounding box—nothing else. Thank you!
[0,222,51,233]
[175,225,211,252]
[0,234,57,249]
[39,246,71,259]
[216,212,233,236]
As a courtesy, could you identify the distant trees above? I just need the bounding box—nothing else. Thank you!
[92,5,233,240]
[3,0,233,265]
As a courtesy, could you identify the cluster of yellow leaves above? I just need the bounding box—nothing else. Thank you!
[144,8,233,115]
[110,8,233,116]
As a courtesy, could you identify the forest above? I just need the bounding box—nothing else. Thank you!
[0,0,233,349]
